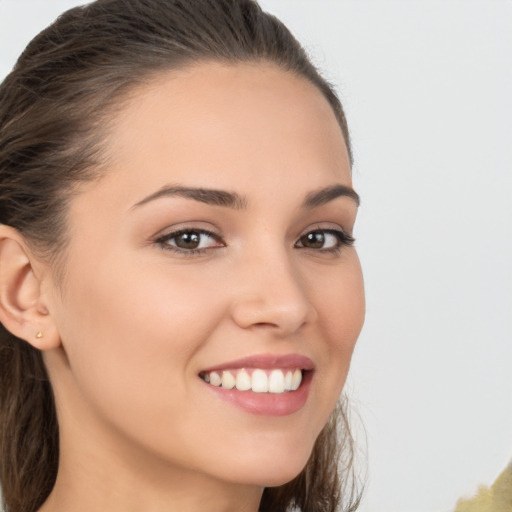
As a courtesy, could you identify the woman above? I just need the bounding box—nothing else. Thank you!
[0,1,365,511]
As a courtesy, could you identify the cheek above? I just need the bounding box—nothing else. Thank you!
[313,252,365,351]
[54,253,227,416]
[307,252,364,409]
[49,255,241,474]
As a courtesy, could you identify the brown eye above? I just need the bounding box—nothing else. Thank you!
[299,231,325,249]
[295,229,355,251]
[156,228,224,254]
[174,231,201,249]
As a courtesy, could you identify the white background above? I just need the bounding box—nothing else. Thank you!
[1,1,511,511]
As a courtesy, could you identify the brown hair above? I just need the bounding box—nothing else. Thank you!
[0,1,359,511]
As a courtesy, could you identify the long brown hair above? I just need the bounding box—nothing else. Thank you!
[0,1,359,511]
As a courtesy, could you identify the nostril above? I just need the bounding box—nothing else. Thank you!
[230,295,316,334]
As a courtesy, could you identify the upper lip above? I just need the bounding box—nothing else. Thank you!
[200,353,315,373]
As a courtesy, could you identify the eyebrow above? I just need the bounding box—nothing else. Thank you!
[131,185,248,210]
[302,184,360,208]
[131,183,359,210]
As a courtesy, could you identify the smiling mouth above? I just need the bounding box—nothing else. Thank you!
[199,368,304,394]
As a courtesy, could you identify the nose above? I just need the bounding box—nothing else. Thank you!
[229,249,317,335]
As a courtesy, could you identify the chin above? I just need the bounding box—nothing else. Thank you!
[258,467,306,488]
[230,466,306,489]
[224,444,313,488]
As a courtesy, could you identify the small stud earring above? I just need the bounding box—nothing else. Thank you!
[35,331,44,339]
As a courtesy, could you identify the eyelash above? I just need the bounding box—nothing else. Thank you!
[295,228,355,255]
[154,227,355,257]
[155,228,223,257]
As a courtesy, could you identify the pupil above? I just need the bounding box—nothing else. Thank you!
[177,232,200,249]
[304,232,324,248]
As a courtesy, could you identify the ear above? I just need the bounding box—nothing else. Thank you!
[0,225,61,350]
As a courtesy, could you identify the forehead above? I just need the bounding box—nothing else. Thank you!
[80,62,351,209]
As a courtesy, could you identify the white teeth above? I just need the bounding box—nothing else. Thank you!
[251,369,268,393]
[235,369,251,391]
[284,370,293,391]
[268,369,285,393]
[209,372,222,387]
[202,368,305,393]
[291,369,302,391]
[221,371,235,389]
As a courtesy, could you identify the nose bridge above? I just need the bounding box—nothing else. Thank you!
[230,239,317,333]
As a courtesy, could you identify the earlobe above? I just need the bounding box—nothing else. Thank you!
[0,225,61,350]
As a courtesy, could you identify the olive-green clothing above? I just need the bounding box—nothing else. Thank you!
[454,461,512,512]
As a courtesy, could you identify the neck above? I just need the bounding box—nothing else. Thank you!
[39,434,263,512]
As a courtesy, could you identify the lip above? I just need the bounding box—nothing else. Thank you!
[199,353,314,417]
[199,353,315,373]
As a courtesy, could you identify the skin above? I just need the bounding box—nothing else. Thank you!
[2,63,365,512]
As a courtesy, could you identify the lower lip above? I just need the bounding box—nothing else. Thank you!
[202,371,313,417]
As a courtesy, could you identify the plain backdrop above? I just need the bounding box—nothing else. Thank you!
[1,1,511,512]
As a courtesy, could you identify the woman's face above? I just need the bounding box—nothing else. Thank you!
[44,63,364,489]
